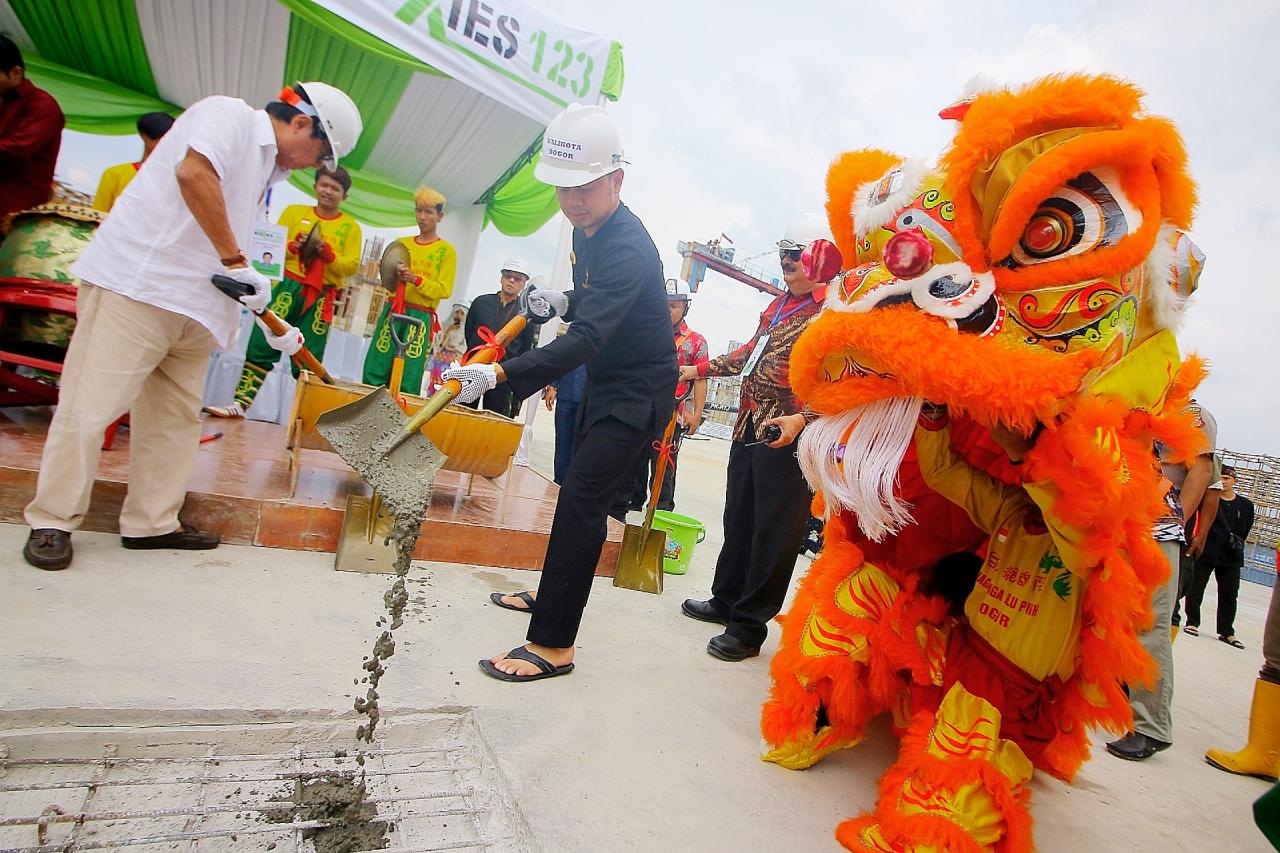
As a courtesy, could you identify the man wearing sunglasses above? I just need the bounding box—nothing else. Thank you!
[461,257,540,418]
[679,214,831,661]
[22,82,362,571]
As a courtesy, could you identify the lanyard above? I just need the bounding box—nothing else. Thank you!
[767,295,811,330]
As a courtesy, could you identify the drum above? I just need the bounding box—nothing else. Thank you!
[0,202,102,352]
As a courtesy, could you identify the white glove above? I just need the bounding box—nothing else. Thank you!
[526,287,569,321]
[441,363,498,404]
[255,317,304,356]
[223,265,272,313]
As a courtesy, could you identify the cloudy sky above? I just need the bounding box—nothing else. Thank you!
[55,0,1278,453]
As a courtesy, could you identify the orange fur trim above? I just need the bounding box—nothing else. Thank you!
[790,307,1100,433]
[826,149,904,265]
[941,74,1196,279]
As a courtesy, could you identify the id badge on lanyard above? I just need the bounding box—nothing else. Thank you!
[742,334,769,376]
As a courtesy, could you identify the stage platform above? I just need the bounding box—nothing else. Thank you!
[0,408,623,575]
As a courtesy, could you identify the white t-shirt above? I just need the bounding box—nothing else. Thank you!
[71,96,289,347]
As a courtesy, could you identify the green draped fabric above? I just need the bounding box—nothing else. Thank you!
[483,149,560,237]
[23,55,179,135]
[602,41,625,101]
[9,0,159,98]
[276,0,447,77]
[283,13,412,171]
[287,165,415,229]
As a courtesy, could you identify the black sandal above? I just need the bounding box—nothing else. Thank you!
[478,646,574,682]
[1220,635,1245,649]
[1184,625,1199,636]
[489,591,536,614]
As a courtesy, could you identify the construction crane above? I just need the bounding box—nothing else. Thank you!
[676,236,784,298]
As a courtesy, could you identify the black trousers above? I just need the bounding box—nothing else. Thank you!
[1184,561,1242,636]
[709,423,813,647]
[461,386,520,419]
[528,415,650,649]
[616,423,684,515]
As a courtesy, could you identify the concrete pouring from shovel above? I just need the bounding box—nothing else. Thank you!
[315,283,541,521]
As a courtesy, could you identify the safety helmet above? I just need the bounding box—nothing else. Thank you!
[500,256,531,278]
[665,278,692,303]
[286,82,363,171]
[534,104,626,188]
[777,213,833,251]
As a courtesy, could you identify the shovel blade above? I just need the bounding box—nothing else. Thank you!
[334,494,398,574]
[315,386,447,520]
[613,524,665,594]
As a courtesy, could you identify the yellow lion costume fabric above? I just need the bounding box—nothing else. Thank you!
[760,74,1209,851]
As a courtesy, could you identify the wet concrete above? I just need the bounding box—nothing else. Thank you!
[266,774,389,852]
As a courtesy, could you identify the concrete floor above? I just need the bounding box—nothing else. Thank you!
[1,432,1274,852]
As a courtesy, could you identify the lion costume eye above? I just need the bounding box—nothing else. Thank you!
[1006,170,1139,268]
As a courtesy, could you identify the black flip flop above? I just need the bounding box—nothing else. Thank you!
[479,646,574,682]
[489,591,536,614]
[1220,635,1245,649]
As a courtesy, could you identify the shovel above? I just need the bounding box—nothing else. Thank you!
[613,408,682,594]
[334,313,425,573]
[211,273,335,384]
[315,285,539,519]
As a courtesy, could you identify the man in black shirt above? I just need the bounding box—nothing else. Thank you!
[462,257,539,418]
[443,104,676,682]
[1184,465,1256,646]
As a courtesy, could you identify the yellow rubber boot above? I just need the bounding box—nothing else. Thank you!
[1206,679,1280,781]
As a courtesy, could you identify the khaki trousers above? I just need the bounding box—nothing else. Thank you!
[1130,539,1182,743]
[24,284,216,537]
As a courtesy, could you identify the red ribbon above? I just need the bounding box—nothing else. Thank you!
[463,325,506,365]
[652,439,678,468]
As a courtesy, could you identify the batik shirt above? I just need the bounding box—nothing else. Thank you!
[673,320,709,418]
[698,287,825,442]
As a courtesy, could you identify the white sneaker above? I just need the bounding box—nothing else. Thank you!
[203,402,245,419]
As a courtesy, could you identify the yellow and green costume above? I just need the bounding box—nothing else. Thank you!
[361,235,456,396]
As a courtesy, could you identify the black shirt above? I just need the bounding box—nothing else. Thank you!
[1202,494,1256,568]
[465,292,538,363]
[503,202,677,431]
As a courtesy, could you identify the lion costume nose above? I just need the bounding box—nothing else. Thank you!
[883,229,933,279]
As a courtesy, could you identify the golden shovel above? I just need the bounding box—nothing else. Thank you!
[333,313,426,573]
[613,408,681,594]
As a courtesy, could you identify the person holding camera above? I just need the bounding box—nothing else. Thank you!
[1184,465,1256,648]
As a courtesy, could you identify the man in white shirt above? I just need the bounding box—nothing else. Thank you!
[22,82,362,571]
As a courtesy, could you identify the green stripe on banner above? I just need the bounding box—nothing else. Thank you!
[287,165,416,229]
[24,54,180,135]
[284,12,412,171]
[276,0,448,78]
[10,0,160,98]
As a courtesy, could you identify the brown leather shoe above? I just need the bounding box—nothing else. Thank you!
[23,528,72,570]
[122,524,220,550]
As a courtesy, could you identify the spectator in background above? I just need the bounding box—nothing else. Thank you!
[1184,465,1256,648]
[93,111,176,212]
[544,330,586,485]
[426,302,468,393]
[463,257,539,418]
[0,34,64,218]
[614,278,708,516]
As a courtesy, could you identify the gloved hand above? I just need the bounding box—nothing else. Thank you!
[255,317,304,356]
[441,363,498,404]
[222,265,272,313]
[525,287,569,321]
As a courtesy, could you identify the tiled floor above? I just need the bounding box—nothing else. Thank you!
[0,406,622,573]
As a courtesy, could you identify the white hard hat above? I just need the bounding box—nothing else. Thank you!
[500,256,531,277]
[665,278,692,303]
[534,104,626,188]
[778,213,833,251]
[292,82,363,170]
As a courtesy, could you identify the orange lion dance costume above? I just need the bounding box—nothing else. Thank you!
[760,74,1210,851]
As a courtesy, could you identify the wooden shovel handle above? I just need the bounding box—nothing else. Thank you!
[642,410,681,531]
[257,307,335,384]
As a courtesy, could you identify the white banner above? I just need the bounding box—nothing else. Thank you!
[316,0,613,123]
